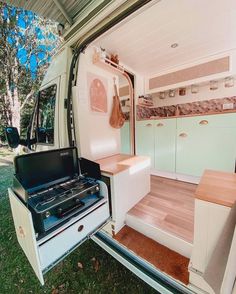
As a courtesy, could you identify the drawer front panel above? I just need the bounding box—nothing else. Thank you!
[39,203,109,270]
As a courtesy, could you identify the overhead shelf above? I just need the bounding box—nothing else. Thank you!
[92,51,125,74]
[145,52,236,95]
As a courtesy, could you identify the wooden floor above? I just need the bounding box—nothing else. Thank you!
[127,176,196,243]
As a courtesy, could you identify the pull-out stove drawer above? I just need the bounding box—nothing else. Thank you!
[9,180,110,285]
[38,201,109,271]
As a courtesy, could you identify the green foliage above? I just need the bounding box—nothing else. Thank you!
[0,164,13,196]
[0,3,61,141]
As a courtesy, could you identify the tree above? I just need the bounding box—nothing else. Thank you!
[0,3,61,142]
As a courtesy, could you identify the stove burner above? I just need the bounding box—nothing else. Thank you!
[29,178,99,213]
[26,177,101,236]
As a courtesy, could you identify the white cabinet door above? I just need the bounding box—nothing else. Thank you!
[8,188,44,285]
[190,199,230,273]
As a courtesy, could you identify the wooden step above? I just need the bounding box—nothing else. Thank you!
[125,176,196,258]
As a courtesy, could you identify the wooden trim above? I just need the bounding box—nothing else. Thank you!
[122,71,135,155]
[119,85,129,97]
[149,56,230,90]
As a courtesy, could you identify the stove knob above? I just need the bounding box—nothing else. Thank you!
[45,211,51,218]
[57,208,63,215]
[74,198,81,204]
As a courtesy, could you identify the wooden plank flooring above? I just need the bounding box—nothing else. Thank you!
[127,176,197,243]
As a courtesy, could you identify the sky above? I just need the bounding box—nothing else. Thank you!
[2,4,58,79]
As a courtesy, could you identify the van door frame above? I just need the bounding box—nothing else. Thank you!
[66,0,153,149]
[65,1,194,292]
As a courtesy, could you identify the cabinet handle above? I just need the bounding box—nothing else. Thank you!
[156,123,164,127]
[145,123,152,127]
[199,120,209,125]
[179,133,188,138]
[78,225,84,232]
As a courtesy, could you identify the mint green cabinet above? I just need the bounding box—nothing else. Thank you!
[120,121,131,154]
[154,119,176,172]
[136,120,155,168]
[136,119,176,171]
[136,113,236,178]
[176,114,236,177]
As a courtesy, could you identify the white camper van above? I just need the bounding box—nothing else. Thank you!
[5,1,236,293]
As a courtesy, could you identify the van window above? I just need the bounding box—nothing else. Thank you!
[37,84,57,144]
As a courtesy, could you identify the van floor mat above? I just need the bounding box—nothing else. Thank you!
[114,225,189,285]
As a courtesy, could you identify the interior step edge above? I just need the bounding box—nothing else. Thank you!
[125,214,192,258]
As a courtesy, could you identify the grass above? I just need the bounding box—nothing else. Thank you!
[0,163,156,294]
[0,147,14,158]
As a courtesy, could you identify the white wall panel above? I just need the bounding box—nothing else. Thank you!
[74,47,120,160]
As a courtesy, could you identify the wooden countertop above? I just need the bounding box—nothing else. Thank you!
[96,154,150,175]
[195,170,236,207]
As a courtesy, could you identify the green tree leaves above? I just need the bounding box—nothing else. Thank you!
[0,3,61,141]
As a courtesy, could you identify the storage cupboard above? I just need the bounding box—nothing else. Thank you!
[136,119,176,171]
[154,119,176,173]
[136,120,155,168]
[136,113,236,179]
[176,113,236,177]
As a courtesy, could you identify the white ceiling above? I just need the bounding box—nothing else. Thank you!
[93,0,236,76]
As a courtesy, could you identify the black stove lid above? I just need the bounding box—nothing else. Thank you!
[14,147,80,191]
